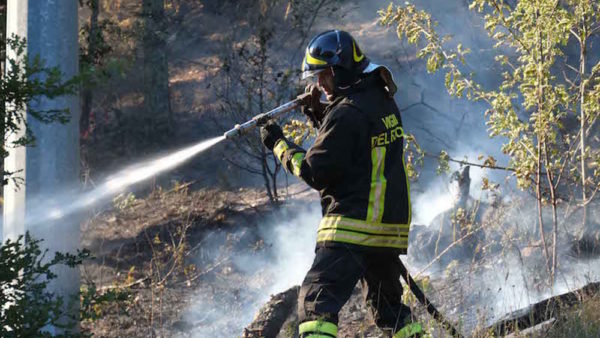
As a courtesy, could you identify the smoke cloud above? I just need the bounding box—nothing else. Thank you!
[182,202,319,337]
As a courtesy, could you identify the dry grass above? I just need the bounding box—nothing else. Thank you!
[80,184,274,337]
[543,294,600,337]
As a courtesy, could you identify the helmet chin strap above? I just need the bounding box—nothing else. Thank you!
[337,78,362,90]
[331,66,361,94]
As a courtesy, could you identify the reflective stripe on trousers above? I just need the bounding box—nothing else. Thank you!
[299,320,337,338]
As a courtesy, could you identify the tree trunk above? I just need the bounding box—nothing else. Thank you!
[1,0,5,69]
[242,286,299,337]
[80,0,99,135]
[4,0,81,331]
[261,146,275,202]
[543,141,558,283]
[536,138,551,278]
[579,30,588,228]
[1,0,6,186]
[270,155,280,201]
[142,0,173,142]
[535,23,551,279]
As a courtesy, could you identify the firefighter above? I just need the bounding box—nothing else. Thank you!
[260,30,422,337]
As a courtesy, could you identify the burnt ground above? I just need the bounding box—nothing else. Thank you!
[81,184,269,337]
[238,195,600,337]
[80,183,325,337]
[81,181,600,337]
[80,181,408,337]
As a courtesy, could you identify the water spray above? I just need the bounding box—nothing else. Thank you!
[27,136,226,227]
[26,94,310,227]
[223,93,310,140]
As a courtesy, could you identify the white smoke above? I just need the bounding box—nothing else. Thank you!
[412,176,454,226]
[464,252,600,329]
[412,149,503,226]
[183,202,320,337]
[409,186,600,334]
[255,204,319,295]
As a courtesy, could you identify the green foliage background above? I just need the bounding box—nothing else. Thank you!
[380,0,600,281]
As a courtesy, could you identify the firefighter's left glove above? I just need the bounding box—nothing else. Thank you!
[260,122,285,151]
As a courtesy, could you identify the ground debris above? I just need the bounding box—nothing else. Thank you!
[81,186,275,337]
[569,224,600,259]
[242,283,393,337]
[242,286,300,338]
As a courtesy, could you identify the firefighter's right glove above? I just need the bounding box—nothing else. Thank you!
[260,122,284,151]
[300,84,326,128]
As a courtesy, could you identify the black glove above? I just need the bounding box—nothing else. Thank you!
[260,122,285,151]
[300,84,326,128]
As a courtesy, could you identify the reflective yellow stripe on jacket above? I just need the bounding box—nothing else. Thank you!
[273,139,305,177]
[273,140,290,161]
[367,146,387,223]
[317,215,409,249]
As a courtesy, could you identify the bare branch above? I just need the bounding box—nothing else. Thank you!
[224,158,263,175]
[423,152,515,172]
[569,28,582,43]
[415,225,482,278]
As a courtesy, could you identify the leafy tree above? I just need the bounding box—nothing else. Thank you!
[0,233,130,337]
[0,233,89,337]
[562,0,600,228]
[380,0,600,282]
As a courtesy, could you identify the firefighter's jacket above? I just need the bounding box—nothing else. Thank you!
[274,74,411,252]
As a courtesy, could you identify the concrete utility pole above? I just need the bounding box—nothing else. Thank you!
[3,0,80,331]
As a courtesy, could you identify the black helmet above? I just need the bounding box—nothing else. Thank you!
[301,30,370,81]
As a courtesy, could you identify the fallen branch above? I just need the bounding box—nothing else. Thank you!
[242,286,300,338]
[486,281,600,335]
[423,152,515,172]
[166,180,196,194]
[98,276,150,292]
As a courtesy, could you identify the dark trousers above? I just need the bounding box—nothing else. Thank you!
[298,245,411,331]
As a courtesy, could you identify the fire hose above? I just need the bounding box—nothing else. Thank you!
[398,261,463,337]
[224,95,463,337]
[223,93,311,140]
